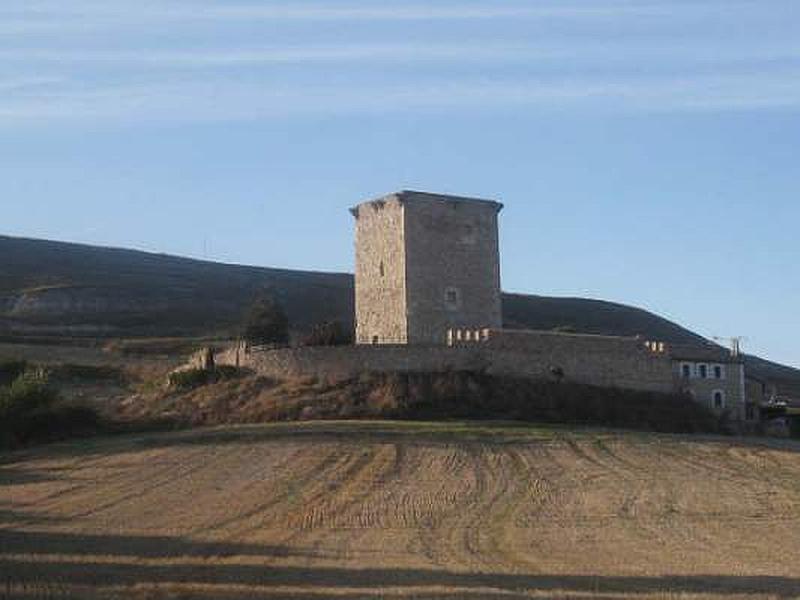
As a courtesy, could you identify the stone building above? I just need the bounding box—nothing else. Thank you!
[670,343,746,420]
[351,191,503,345]
[214,189,760,427]
[347,189,750,420]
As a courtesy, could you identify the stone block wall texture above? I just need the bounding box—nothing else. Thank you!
[217,343,487,381]
[351,191,503,347]
[481,329,676,393]
[216,329,678,395]
[352,196,408,344]
[404,193,503,345]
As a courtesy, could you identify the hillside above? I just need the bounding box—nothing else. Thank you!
[0,235,353,337]
[2,234,798,395]
[2,422,800,599]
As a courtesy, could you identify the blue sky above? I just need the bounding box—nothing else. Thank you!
[2,0,799,367]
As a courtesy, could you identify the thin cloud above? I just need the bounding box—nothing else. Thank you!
[0,44,567,66]
[0,2,671,21]
[3,42,799,68]
[0,76,65,92]
[2,71,799,125]
[0,0,765,30]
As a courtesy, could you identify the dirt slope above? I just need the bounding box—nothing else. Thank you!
[2,422,799,599]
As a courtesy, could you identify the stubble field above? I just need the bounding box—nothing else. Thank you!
[2,421,799,599]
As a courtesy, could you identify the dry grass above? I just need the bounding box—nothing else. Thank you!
[120,371,722,435]
[0,342,185,418]
[1,422,799,599]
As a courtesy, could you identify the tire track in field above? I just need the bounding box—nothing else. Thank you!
[198,444,344,537]
[480,445,558,573]
[288,443,401,531]
[427,444,539,572]
[652,441,752,482]
[556,440,679,554]
[651,442,799,529]
[49,445,226,520]
[411,444,477,564]
[4,425,800,596]
[2,451,138,508]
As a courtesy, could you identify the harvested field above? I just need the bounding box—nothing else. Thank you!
[1,421,800,599]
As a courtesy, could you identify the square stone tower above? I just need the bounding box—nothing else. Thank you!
[350,190,504,345]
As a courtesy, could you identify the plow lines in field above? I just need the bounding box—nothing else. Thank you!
[2,422,800,599]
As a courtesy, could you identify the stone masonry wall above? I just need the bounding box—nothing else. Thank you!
[217,343,487,381]
[352,196,408,344]
[480,329,675,393]
[403,193,503,345]
[216,329,677,395]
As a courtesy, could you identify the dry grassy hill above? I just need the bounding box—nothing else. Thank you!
[2,234,799,397]
[2,421,799,599]
[0,235,353,337]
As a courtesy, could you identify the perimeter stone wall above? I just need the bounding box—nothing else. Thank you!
[216,328,676,394]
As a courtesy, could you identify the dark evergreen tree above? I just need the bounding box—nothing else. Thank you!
[242,295,289,346]
[302,321,353,347]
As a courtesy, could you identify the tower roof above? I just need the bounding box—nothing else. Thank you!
[351,190,504,217]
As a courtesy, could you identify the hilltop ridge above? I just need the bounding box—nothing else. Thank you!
[2,234,798,396]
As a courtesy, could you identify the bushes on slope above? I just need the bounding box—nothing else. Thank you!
[0,370,101,449]
[167,366,242,391]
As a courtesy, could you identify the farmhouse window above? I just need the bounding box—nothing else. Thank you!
[714,365,724,379]
[713,390,725,409]
[681,364,692,379]
[698,364,708,379]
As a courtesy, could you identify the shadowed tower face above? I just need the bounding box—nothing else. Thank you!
[351,191,504,345]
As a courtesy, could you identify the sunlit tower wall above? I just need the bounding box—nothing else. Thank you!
[351,190,503,346]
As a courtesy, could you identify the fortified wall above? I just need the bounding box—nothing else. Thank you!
[209,189,750,412]
[478,329,674,392]
[216,328,677,394]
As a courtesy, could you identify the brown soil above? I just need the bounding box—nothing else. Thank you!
[1,422,799,599]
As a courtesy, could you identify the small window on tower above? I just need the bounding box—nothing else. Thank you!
[460,224,477,245]
[379,261,385,277]
[444,287,461,310]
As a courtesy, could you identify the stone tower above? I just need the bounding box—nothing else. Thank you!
[350,190,504,345]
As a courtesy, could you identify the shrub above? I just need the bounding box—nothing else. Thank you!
[242,295,289,347]
[551,325,577,334]
[168,366,243,391]
[790,416,800,439]
[168,368,209,391]
[342,371,721,434]
[302,321,353,347]
[51,363,124,383]
[0,372,58,419]
[0,360,28,386]
[0,372,100,449]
